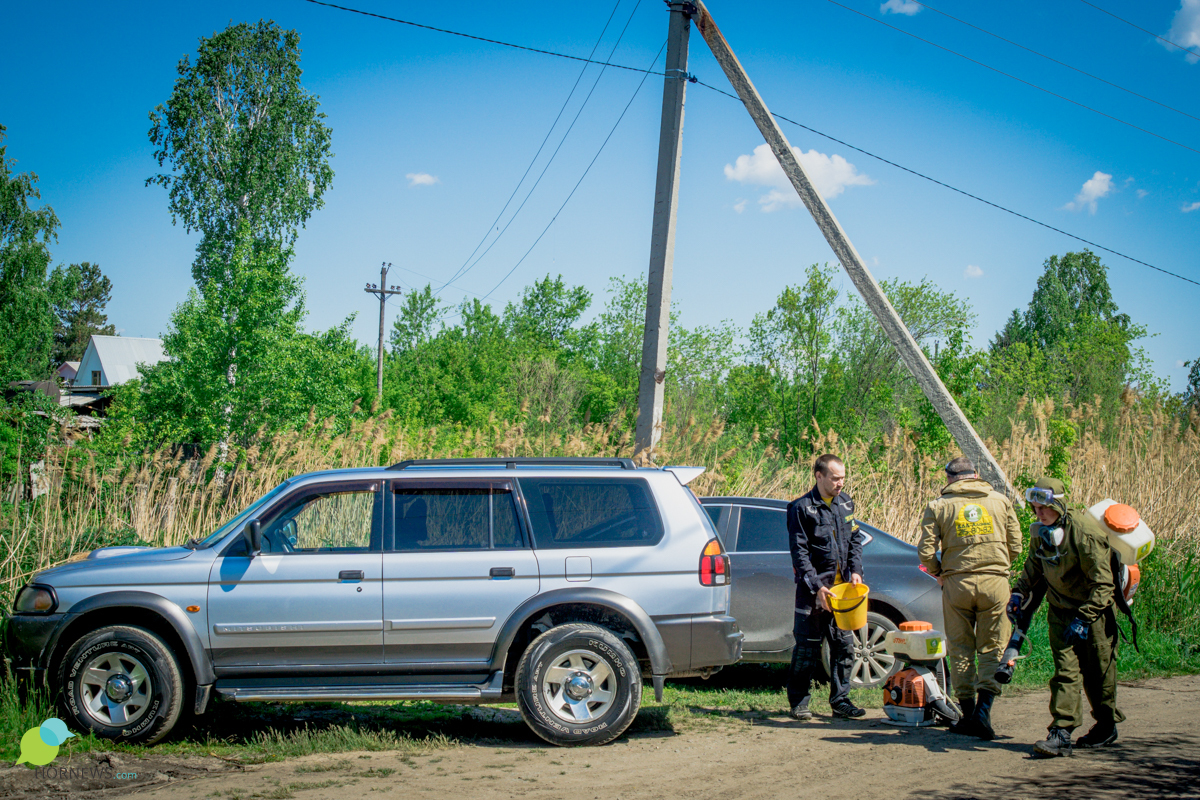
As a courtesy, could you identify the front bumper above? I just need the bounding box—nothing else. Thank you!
[4,612,64,691]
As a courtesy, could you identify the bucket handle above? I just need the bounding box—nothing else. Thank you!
[832,595,867,613]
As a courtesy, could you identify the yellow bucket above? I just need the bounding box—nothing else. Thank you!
[829,583,869,631]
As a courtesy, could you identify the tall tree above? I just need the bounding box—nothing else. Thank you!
[989,250,1145,408]
[48,262,117,364]
[147,19,334,267]
[0,125,58,382]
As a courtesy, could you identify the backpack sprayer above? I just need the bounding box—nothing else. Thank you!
[881,621,961,727]
[996,499,1152,685]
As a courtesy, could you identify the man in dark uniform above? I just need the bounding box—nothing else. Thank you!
[1012,477,1125,757]
[786,453,865,720]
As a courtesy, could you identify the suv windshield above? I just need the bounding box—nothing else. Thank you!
[193,481,291,549]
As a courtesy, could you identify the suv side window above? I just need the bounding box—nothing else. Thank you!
[257,485,379,554]
[735,506,788,553]
[392,483,525,550]
[518,477,663,548]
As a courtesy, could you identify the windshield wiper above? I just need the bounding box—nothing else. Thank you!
[183,538,201,550]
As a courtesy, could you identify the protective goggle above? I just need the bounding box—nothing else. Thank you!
[1024,486,1061,506]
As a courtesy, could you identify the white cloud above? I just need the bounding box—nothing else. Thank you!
[733,199,747,214]
[964,264,984,279]
[1165,0,1200,63]
[406,172,439,186]
[1183,201,1200,212]
[1137,189,1149,199]
[724,143,874,211]
[1063,171,1113,214]
[881,0,922,15]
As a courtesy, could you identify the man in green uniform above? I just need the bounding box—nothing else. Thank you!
[1012,477,1125,757]
[918,456,1022,740]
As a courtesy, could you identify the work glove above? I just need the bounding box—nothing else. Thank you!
[1007,592,1024,622]
[1065,618,1090,645]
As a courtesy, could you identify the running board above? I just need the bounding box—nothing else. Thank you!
[220,685,483,702]
[216,672,505,704]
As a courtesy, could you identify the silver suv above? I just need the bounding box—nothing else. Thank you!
[6,458,742,747]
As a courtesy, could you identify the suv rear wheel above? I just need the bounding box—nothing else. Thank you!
[515,623,642,746]
[57,625,184,745]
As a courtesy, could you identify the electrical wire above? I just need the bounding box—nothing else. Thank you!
[434,0,627,296]
[441,0,648,294]
[823,0,1200,156]
[481,40,669,300]
[692,79,1199,288]
[1076,0,1200,58]
[906,0,1200,123]
[299,0,663,76]
[300,0,1194,288]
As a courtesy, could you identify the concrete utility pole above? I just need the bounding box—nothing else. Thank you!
[635,2,692,458]
[364,262,403,400]
[689,1,1014,497]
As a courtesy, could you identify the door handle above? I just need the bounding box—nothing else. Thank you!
[338,570,365,582]
[489,567,515,579]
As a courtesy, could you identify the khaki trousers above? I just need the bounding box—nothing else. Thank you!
[942,573,1011,700]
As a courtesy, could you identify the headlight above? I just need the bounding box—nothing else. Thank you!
[13,585,57,614]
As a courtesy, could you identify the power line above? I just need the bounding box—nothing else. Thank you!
[907,0,1200,123]
[1076,0,1200,58]
[299,0,664,76]
[823,0,1200,156]
[692,79,1199,288]
[442,0,648,294]
[482,40,669,299]
[302,0,1193,289]
[434,0,627,296]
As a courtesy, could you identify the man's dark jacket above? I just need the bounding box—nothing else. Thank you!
[787,486,864,605]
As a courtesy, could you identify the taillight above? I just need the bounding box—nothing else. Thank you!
[699,538,730,586]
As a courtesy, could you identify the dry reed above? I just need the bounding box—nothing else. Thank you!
[2,402,1196,601]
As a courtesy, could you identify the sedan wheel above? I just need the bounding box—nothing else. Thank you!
[823,611,900,689]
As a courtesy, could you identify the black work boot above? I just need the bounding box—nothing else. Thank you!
[948,697,976,735]
[971,690,997,741]
[788,698,813,721]
[1076,722,1118,748]
[830,701,866,719]
[1032,726,1073,758]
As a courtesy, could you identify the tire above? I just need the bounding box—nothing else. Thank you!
[822,611,900,689]
[57,625,185,745]
[515,623,642,747]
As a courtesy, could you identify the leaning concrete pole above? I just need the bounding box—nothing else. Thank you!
[691,1,1013,497]
[635,2,692,458]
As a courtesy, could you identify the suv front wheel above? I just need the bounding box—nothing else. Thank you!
[57,625,185,745]
[515,623,642,746]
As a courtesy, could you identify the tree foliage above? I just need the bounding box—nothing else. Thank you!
[0,125,58,383]
[48,262,116,364]
[147,19,334,264]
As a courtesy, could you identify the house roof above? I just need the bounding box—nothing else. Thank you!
[86,336,166,384]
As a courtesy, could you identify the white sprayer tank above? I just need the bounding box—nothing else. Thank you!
[1087,499,1155,564]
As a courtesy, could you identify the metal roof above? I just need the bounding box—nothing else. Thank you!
[83,336,166,385]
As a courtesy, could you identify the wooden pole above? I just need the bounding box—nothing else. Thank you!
[690,1,1013,497]
[635,2,692,460]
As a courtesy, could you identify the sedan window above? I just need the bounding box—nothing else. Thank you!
[735,507,789,553]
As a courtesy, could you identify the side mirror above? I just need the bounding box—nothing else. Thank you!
[245,519,262,556]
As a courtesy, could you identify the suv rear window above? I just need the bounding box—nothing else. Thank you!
[519,477,663,549]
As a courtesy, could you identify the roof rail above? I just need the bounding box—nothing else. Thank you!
[387,457,639,471]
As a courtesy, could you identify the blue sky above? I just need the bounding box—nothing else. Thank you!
[3,0,1198,389]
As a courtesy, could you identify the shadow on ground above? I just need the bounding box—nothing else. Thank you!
[928,733,1200,800]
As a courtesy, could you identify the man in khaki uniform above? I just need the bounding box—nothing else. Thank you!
[918,456,1021,740]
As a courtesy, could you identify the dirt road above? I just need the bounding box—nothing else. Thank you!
[6,674,1200,799]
